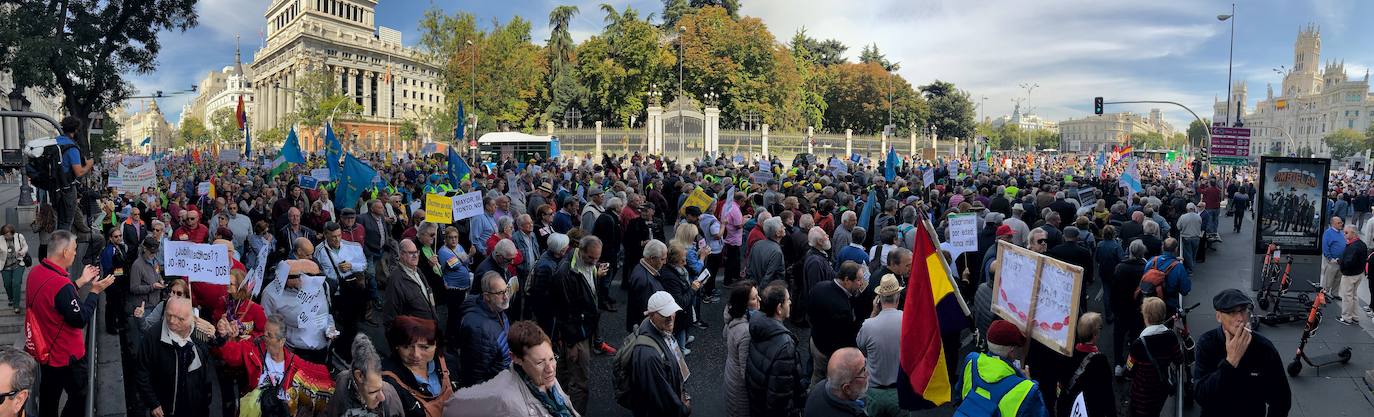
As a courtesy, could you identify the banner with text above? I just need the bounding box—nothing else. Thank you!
[163,241,230,285]
[452,191,484,221]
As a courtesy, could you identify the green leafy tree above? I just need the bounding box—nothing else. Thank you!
[858,44,899,72]
[790,28,847,67]
[919,80,976,141]
[688,0,740,18]
[1322,128,1369,160]
[575,4,671,127]
[209,107,241,147]
[178,117,210,149]
[255,127,286,150]
[398,120,419,142]
[1187,118,1212,148]
[90,115,122,155]
[817,63,925,135]
[290,70,361,130]
[419,8,545,131]
[0,1,198,142]
[660,0,691,28]
[547,6,579,77]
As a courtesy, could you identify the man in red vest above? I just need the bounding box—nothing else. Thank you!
[26,230,115,417]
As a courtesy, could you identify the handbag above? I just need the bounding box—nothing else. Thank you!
[20,254,31,267]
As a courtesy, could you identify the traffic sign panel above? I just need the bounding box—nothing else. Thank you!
[1210,126,1251,158]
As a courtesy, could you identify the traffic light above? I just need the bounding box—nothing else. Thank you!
[1093,97,1104,115]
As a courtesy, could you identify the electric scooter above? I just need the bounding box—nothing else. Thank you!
[1287,280,1353,376]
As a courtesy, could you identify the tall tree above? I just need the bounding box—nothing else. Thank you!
[689,0,740,18]
[289,70,361,130]
[661,0,691,28]
[819,63,925,135]
[0,0,199,149]
[179,116,210,149]
[209,107,240,147]
[547,5,580,77]
[920,80,975,141]
[575,4,671,127]
[419,8,546,131]
[1187,118,1212,148]
[858,43,899,72]
[790,28,847,67]
[1322,128,1369,160]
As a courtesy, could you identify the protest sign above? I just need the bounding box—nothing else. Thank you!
[243,242,271,298]
[452,191,484,221]
[218,150,240,163]
[298,175,319,190]
[106,176,123,190]
[425,193,453,224]
[117,163,156,194]
[310,168,331,182]
[197,182,211,196]
[923,169,935,187]
[993,241,1041,331]
[680,186,713,216]
[1032,257,1084,356]
[750,171,774,184]
[944,212,978,255]
[829,159,848,175]
[163,241,230,285]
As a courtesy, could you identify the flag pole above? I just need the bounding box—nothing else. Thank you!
[916,210,972,316]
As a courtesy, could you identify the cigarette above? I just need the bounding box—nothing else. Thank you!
[1244,325,1252,333]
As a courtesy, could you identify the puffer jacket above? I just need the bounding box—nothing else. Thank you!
[745,313,804,417]
[456,294,511,389]
[724,310,752,417]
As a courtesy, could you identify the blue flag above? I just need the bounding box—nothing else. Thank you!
[885,146,899,181]
[448,146,470,186]
[140,137,150,146]
[280,127,306,164]
[454,101,466,141]
[859,189,877,244]
[325,123,343,180]
[243,127,252,158]
[335,152,378,211]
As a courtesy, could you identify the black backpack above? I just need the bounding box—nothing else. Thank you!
[612,327,667,409]
[24,138,78,191]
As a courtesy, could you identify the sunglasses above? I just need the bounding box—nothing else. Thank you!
[0,389,21,404]
[1035,239,1047,245]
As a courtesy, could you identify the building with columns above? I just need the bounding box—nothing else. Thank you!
[1058,109,1175,152]
[1217,25,1374,158]
[250,0,444,152]
[110,100,176,153]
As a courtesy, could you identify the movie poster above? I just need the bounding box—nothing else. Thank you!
[1255,156,1330,255]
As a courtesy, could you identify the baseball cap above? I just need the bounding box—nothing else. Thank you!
[645,291,682,317]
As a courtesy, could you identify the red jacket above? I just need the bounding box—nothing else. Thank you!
[217,338,330,393]
[25,260,90,366]
[174,223,209,244]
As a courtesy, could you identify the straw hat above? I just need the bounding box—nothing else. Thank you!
[875,274,905,297]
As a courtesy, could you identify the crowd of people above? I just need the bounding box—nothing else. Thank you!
[3,116,1349,417]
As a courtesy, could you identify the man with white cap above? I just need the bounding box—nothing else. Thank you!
[617,291,691,417]
[1004,204,1030,247]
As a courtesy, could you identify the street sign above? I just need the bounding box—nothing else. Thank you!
[1210,126,1251,166]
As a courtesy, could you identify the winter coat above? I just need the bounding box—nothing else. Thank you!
[661,265,694,326]
[1055,346,1115,417]
[1126,325,1183,417]
[525,251,563,335]
[1111,258,1147,321]
[625,262,665,332]
[724,311,753,417]
[325,370,405,417]
[747,238,786,285]
[456,295,511,389]
[385,264,439,325]
[746,313,804,417]
[126,255,163,315]
[548,250,600,345]
[382,356,455,417]
[624,318,690,417]
[1193,327,1291,417]
[444,368,581,417]
[134,323,215,417]
[801,382,865,417]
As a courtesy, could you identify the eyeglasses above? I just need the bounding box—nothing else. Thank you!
[401,250,420,256]
[1035,239,1047,245]
[171,291,188,297]
[485,287,512,296]
[0,389,22,404]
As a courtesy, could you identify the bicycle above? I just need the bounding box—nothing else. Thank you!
[1168,294,1202,415]
[1255,243,1283,310]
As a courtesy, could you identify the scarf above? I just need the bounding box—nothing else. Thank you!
[514,367,574,417]
[160,320,202,372]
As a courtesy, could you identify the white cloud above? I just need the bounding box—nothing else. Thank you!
[739,0,1224,129]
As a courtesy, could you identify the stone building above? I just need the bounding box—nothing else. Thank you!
[1218,25,1374,157]
[1058,109,1175,152]
[110,100,176,153]
[250,0,444,152]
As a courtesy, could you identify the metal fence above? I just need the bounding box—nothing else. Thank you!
[549,126,963,163]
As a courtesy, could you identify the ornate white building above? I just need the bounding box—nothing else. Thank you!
[110,100,176,153]
[991,103,1058,133]
[1216,25,1374,158]
[250,0,444,152]
[1058,109,1175,152]
[182,39,257,146]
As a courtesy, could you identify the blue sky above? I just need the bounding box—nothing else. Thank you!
[130,0,1374,132]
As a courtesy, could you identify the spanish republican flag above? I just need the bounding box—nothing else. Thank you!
[897,218,969,408]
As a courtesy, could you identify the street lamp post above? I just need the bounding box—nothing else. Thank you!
[1019,82,1038,149]
[1219,4,1236,126]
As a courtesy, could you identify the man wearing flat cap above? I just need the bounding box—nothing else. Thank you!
[954,320,1049,417]
[1194,289,1290,417]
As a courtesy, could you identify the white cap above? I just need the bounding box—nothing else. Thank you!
[645,291,682,317]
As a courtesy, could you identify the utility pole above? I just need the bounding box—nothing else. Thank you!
[678,26,686,159]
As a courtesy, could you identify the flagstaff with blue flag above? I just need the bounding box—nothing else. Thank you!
[324,122,343,180]
[140,137,150,147]
[454,101,466,141]
[243,122,252,159]
[335,152,379,211]
[270,126,306,178]
[448,146,471,186]
[885,146,899,181]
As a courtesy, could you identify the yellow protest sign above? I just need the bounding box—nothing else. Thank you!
[679,186,713,216]
[425,193,453,224]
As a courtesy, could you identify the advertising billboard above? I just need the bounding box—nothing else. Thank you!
[1255,156,1330,255]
